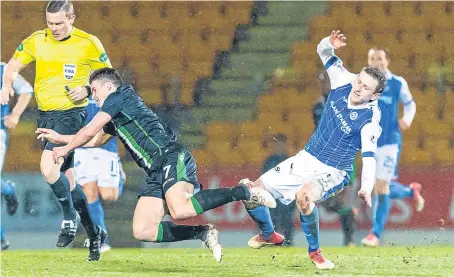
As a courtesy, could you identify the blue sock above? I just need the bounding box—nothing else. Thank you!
[246,205,274,239]
[88,199,109,244]
[389,181,413,199]
[372,194,391,239]
[1,180,15,196]
[88,199,106,231]
[1,226,6,240]
[300,205,320,253]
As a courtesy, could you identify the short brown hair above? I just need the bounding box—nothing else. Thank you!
[362,66,387,94]
[89,67,123,88]
[46,1,74,17]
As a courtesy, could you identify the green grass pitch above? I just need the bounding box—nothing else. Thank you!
[2,247,453,277]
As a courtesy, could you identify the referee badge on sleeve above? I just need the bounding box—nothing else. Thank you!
[63,64,76,80]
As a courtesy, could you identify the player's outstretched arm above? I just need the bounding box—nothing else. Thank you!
[36,128,74,145]
[36,128,111,148]
[317,30,357,89]
[358,122,382,207]
[50,112,112,163]
[0,59,27,105]
[4,73,33,129]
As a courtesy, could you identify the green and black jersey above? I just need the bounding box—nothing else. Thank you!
[101,85,177,171]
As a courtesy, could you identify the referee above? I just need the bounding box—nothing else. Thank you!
[0,0,111,261]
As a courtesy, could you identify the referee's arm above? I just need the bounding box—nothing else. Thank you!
[1,37,35,104]
[68,36,112,101]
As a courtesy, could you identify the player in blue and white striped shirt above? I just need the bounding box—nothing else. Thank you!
[73,97,125,253]
[241,31,386,270]
[0,62,33,250]
[361,47,424,247]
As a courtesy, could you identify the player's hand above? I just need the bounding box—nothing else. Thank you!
[239,178,256,189]
[52,146,69,164]
[358,190,372,207]
[0,86,14,105]
[4,113,20,129]
[329,30,347,49]
[68,86,88,102]
[398,119,410,131]
[35,128,63,144]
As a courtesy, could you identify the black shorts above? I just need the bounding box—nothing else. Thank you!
[37,107,87,172]
[138,144,201,200]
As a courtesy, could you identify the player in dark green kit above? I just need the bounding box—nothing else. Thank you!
[36,68,276,262]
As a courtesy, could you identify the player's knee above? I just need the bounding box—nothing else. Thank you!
[41,164,60,184]
[101,193,118,201]
[168,205,194,221]
[133,224,159,241]
[82,183,99,202]
[41,151,62,184]
[295,189,309,203]
[374,180,390,194]
[169,210,190,221]
[295,189,311,214]
[84,189,99,203]
[99,188,119,201]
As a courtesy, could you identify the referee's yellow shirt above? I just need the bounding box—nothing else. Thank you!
[13,27,112,111]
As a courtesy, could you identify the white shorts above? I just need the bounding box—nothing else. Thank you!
[0,129,7,174]
[259,150,348,205]
[74,148,121,188]
[375,144,399,182]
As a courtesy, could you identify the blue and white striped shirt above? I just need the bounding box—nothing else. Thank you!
[377,70,416,147]
[304,37,382,175]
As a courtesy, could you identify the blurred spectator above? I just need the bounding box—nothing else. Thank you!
[251,1,269,25]
[314,71,356,246]
[160,73,182,106]
[313,71,331,126]
[158,73,183,132]
[429,64,451,95]
[117,58,137,90]
[263,133,295,246]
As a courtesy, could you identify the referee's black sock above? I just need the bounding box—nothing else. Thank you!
[154,221,209,242]
[189,185,251,215]
[71,184,98,239]
[50,173,77,220]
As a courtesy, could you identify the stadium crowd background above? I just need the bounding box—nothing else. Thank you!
[1,1,453,249]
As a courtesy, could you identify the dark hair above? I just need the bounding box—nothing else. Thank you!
[362,66,387,94]
[89,68,123,87]
[46,1,74,17]
[370,46,390,60]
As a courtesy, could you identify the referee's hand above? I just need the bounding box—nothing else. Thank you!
[0,86,14,105]
[68,86,88,101]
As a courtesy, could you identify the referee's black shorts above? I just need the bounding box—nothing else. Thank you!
[37,107,87,172]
